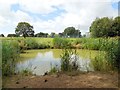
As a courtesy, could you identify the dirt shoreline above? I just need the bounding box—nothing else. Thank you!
[3,71,118,88]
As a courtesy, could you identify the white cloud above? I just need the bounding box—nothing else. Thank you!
[0,0,119,36]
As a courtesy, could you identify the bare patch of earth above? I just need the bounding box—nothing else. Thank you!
[3,71,118,88]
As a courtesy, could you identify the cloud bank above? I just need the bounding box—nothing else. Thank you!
[0,0,118,36]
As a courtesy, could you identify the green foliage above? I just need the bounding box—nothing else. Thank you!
[110,16,120,36]
[90,17,120,37]
[91,52,112,71]
[63,27,81,38]
[25,38,39,49]
[53,37,71,49]
[7,34,18,37]
[105,38,119,69]
[15,22,34,38]
[49,66,58,74]
[1,37,119,72]
[50,32,55,38]
[17,38,52,50]
[72,37,119,70]
[0,34,4,37]
[2,40,20,76]
[19,68,32,76]
[60,49,79,72]
[35,32,48,37]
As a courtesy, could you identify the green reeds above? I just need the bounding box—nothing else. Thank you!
[2,40,20,76]
[60,49,79,72]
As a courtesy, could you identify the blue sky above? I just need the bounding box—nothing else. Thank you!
[0,0,119,36]
[11,4,66,21]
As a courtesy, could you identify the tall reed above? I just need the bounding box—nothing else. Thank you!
[2,40,20,76]
[60,49,79,72]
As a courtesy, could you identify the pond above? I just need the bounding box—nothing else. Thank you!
[16,49,101,75]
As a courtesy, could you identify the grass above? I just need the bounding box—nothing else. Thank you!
[2,40,20,76]
[53,37,71,49]
[1,37,119,75]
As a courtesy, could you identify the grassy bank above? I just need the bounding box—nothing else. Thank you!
[1,37,119,76]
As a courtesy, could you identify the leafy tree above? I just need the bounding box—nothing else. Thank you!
[110,16,120,36]
[58,33,64,37]
[0,34,4,37]
[35,32,48,37]
[90,17,112,37]
[64,27,75,37]
[63,27,81,38]
[50,32,55,38]
[90,16,120,37]
[7,34,17,37]
[15,22,34,38]
[75,29,81,38]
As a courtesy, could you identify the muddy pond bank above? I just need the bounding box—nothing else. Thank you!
[3,71,118,88]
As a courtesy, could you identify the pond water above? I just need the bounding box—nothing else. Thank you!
[16,49,100,75]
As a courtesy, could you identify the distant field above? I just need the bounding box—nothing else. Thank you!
[0,37,78,47]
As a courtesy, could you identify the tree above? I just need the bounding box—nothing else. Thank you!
[50,32,55,38]
[15,22,34,38]
[90,17,113,37]
[75,30,81,37]
[7,34,17,37]
[110,16,120,36]
[63,27,81,38]
[35,32,48,37]
[58,33,64,37]
[64,27,75,37]
[0,34,4,37]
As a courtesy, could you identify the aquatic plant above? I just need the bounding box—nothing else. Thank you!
[60,49,79,72]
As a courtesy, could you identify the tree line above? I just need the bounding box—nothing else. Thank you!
[1,22,81,38]
[90,16,120,37]
[0,16,119,38]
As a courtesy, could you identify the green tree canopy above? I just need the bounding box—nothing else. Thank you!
[110,16,120,36]
[0,34,4,37]
[15,22,34,38]
[50,32,55,38]
[35,32,48,37]
[63,27,81,38]
[90,16,120,37]
[90,17,112,37]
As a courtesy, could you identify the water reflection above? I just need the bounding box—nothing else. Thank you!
[16,49,95,75]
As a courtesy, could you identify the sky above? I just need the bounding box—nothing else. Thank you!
[0,0,119,36]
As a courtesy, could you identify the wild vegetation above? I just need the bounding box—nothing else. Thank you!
[1,36,119,77]
[90,16,120,37]
[1,16,119,78]
[60,49,79,72]
[2,40,20,76]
